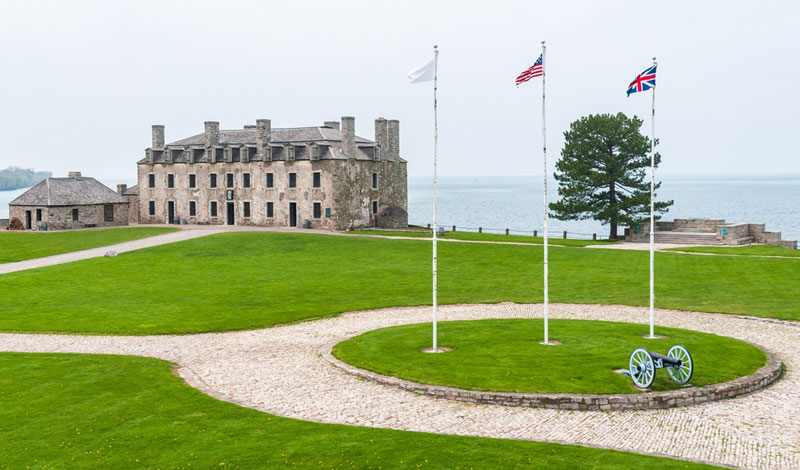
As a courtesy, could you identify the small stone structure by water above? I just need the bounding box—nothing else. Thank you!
[625,218,797,249]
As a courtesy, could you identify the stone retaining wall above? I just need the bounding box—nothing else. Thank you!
[322,341,782,411]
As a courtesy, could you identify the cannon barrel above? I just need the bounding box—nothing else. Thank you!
[648,351,682,367]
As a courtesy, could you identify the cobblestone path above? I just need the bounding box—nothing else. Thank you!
[1,304,797,469]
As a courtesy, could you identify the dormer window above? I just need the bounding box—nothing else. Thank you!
[286,145,295,161]
[310,144,320,161]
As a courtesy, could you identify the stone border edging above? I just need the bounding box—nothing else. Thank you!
[321,339,782,411]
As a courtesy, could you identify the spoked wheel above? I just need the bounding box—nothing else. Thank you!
[629,348,655,389]
[667,345,693,384]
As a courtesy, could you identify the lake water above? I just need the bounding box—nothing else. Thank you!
[2,175,797,241]
[408,175,800,241]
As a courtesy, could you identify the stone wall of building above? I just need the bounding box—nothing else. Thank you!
[138,157,407,230]
[331,158,407,231]
[9,203,128,230]
[137,160,339,229]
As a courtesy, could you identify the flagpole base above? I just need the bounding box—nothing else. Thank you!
[644,335,667,340]
[421,346,452,354]
[538,340,561,346]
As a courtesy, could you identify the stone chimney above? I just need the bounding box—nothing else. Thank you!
[117,184,127,195]
[204,121,219,148]
[68,171,82,178]
[374,118,388,160]
[256,119,271,155]
[387,119,400,160]
[341,116,356,158]
[324,120,340,130]
[152,125,165,150]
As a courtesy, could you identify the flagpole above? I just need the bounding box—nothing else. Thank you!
[432,44,440,352]
[541,40,549,345]
[648,57,657,339]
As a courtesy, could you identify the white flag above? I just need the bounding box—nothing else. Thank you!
[407,57,435,83]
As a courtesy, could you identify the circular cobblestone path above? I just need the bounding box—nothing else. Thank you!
[1,303,797,469]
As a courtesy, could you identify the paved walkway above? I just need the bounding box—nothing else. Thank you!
[0,225,337,275]
[1,304,797,469]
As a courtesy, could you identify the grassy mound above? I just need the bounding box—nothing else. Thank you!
[664,245,800,258]
[332,319,767,394]
[0,232,798,335]
[0,352,723,469]
[349,229,614,246]
[0,227,178,263]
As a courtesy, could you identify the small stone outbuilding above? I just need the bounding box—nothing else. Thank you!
[8,172,129,230]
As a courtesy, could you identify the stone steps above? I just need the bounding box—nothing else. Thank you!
[634,231,724,246]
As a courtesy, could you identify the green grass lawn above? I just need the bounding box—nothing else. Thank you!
[664,245,800,258]
[0,352,722,469]
[0,227,179,263]
[333,319,766,394]
[0,232,799,335]
[349,229,614,247]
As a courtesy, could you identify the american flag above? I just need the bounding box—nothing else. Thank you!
[516,54,543,86]
[627,64,657,96]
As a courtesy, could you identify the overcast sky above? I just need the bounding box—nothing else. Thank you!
[1,0,797,179]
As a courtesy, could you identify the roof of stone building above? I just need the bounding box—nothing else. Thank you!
[166,126,373,147]
[137,125,406,165]
[122,184,139,196]
[9,177,129,207]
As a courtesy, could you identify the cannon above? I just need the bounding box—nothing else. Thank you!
[621,345,693,389]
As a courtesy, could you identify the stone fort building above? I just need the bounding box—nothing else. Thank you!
[9,172,129,230]
[134,116,407,230]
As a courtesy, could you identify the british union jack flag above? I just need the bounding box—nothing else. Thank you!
[627,64,657,96]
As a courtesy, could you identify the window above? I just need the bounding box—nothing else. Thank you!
[167,173,175,188]
[189,174,196,188]
[243,173,251,188]
[148,173,155,188]
[36,209,42,221]
[243,201,251,218]
[210,173,217,188]
[313,172,321,188]
[372,172,378,189]
[104,204,114,222]
[372,200,378,214]
[288,172,297,188]
[210,201,218,218]
[189,201,197,217]
[266,173,274,188]
[72,208,78,221]
[148,200,156,216]
[226,173,234,188]
[313,202,322,219]
[266,201,274,219]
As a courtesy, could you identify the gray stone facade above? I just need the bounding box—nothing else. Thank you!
[134,116,408,230]
[8,173,129,230]
[627,218,797,249]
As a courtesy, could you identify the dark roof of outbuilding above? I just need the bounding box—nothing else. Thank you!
[9,177,129,206]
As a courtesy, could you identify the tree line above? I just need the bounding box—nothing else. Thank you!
[0,167,52,191]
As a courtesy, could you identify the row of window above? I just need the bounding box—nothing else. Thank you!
[146,199,379,220]
[27,206,115,223]
[147,172,380,190]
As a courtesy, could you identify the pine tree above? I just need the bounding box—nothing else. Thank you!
[549,113,672,239]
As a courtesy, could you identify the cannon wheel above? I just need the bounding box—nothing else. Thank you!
[666,345,693,384]
[629,348,655,389]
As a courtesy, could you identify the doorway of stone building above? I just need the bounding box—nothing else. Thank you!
[226,202,235,225]
[25,210,32,230]
[167,201,175,224]
[289,202,297,227]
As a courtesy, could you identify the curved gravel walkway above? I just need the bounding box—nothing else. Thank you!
[0,304,797,470]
